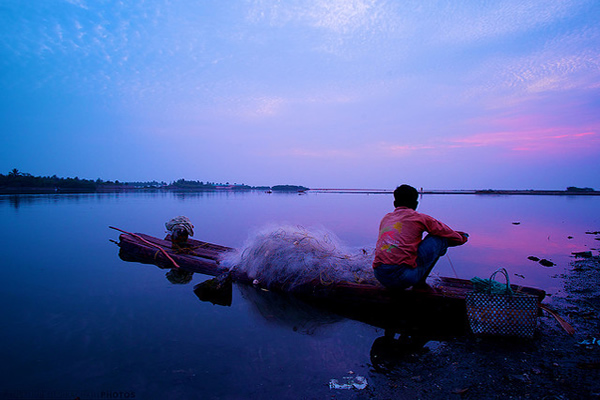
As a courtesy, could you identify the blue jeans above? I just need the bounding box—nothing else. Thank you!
[374,235,448,290]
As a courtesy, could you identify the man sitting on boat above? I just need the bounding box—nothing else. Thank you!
[373,184,468,290]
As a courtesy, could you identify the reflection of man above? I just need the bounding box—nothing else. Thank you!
[373,184,468,290]
[370,333,429,372]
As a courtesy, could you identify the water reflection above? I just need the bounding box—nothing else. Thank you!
[166,268,194,284]
[193,273,232,306]
[0,192,145,209]
[0,194,68,209]
[5,191,598,397]
[237,285,344,335]
[369,333,431,373]
[190,273,466,366]
[4,195,28,210]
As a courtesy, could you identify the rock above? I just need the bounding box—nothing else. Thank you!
[539,259,556,267]
[572,251,593,258]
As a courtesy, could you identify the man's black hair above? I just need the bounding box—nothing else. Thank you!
[393,184,419,209]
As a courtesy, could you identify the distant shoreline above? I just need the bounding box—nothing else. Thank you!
[309,189,600,195]
[2,171,596,196]
[1,187,599,196]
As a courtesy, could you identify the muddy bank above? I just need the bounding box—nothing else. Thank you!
[354,256,600,399]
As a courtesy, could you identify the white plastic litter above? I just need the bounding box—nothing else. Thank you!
[578,337,600,346]
[329,375,368,390]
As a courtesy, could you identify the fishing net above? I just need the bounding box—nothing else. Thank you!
[221,225,377,291]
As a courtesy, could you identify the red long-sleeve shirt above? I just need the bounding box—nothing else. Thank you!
[373,206,466,269]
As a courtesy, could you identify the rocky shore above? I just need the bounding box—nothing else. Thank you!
[360,256,600,399]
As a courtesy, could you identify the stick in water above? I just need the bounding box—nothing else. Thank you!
[109,226,181,269]
[539,303,575,335]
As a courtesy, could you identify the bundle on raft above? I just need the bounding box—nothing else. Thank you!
[112,225,549,335]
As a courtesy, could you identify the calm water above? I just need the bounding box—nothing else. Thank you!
[0,192,598,399]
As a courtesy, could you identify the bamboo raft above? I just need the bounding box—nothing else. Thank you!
[114,228,549,337]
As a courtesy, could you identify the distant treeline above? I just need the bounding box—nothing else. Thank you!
[168,179,308,192]
[0,170,308,193]
[0,169,98,190]
[271,185,308,192]
[566,186,596,192]
[127,180,167,187]
[169,179,251,190]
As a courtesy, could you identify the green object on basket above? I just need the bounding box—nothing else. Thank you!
[470,268,514,295]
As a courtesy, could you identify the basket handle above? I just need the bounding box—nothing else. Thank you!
[488,268,513,294]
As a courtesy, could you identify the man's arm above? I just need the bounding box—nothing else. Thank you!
[422,215,468,246]
[448,231,469,247]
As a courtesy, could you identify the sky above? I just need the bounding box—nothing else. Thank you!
[1,0,599,190]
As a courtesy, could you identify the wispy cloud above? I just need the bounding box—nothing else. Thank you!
[215,88,361,121]
[433,0,585,44]
[367,126,599,157]
[63,0,89,10]
[2,0,599,188]
[246,0,385,33]
[303,0,383,34]
[266,141,437,160]
[377,143,436,156]
[507,32,600,94]
[279,147,359,158]
[448,129,599,152]
[244,0,400,57]
[237,95,287,118]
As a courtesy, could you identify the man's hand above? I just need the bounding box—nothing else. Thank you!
[448,231,469,246]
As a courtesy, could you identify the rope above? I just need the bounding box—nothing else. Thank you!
[319,271,334,286]
[446,253,458,278]
[110,226,181,269]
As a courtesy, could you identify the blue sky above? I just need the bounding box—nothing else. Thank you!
[1,0,599,189]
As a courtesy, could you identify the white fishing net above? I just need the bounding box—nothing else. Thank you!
[221,225,377,291]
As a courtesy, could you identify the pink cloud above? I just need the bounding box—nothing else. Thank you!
[451,129,598,152]
[448,110,600,155]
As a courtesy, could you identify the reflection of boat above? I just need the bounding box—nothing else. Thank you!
[114,229,547,334]
[235,285,345,335]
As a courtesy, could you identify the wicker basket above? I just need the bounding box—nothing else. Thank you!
[466,269,538,338]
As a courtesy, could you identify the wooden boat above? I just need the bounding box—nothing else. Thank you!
[113,227,549,337]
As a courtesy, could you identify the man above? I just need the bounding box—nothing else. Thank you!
[373,184,468,290]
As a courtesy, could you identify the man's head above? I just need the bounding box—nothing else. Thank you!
[393,184,419,210]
